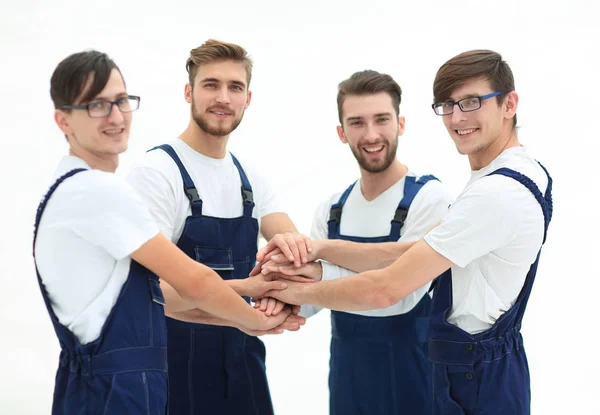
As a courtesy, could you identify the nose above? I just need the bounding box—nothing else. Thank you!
[216,86,231,104]
[363,122,379,141]
[450,104,467,125]
[107,102,125,123]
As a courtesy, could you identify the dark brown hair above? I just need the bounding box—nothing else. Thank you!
[337,70,402,124]
[433,49,517,127]
[50,50,122,110]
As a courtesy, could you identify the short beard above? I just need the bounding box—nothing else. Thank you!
[191,97,244,137]
[351,138,398,173]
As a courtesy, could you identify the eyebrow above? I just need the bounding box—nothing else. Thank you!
[200,77,247,88]
[346,112,393,122]
[92,92,128,101]
[447,94,480,102]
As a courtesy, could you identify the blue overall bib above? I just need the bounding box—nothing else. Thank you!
[327,175,438,415]
[150,145,273,415]
[428,166,553,415]
[33,168,169,415]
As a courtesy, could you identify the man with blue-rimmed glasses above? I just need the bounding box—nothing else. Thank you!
[256,49,553,414]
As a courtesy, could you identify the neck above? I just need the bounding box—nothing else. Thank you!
[68,148,118,173]
[180,119,229,159]
[359,159,408,201]
[469,127,520,170]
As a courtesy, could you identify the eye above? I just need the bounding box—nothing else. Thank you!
[349,120,362,126]
[88,101,107,111]
[204,83,217,88]
[231,85,244,91]
[442,102,454,109]
[376,117,390,123]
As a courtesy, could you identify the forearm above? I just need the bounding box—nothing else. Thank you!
[296,269,394,311]
[162,279,249,312]
[316,239,416,272]
[293,239,451,312]
[260,212,298,240]
[168,308,238,328]
[185,274,264,329]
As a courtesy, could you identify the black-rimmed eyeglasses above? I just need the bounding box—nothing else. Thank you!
[61,95,141,118]
[432,92,502,116]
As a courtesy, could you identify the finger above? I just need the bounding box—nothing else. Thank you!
[263,253,293,266]
[276,236,296,264]
[294,234,309,264]
[280,321,300,331]
[249,261,263,277]
[258,298,269,312]
[280,275,316,283]
[272,300,286,316]
[262,247,283,263]
[265,297,277,316]
[283,233,302,267]
[262,263,296,276]
[266,280,288,291]
[292,305,301,315]
[304,235,313,254]
[285,314,306,325]
[256,239,278,262]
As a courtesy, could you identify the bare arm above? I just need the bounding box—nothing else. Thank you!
[160,274,287,313]
[258,239,416,274]
[264,239,452,311]
[315,239,417,272]
[260,212,298,238]
[131,233,290,331]
[170,307,306,336]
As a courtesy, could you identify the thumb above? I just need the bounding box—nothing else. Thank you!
[267,280,288,291]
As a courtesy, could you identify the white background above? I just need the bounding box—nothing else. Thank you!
[1,0,598,413]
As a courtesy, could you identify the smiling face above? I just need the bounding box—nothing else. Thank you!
[54,68,132,159]
[441,77,517,166]
[185,60,251,138]
[338,92,404,173]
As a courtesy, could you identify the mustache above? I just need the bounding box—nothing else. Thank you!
[207,105,233,114]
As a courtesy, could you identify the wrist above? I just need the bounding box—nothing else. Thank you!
[315,239,333,261]
[228,279,246,297]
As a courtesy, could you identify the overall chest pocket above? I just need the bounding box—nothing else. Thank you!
[194,247,235,271]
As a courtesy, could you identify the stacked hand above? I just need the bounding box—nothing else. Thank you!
[249,232,323,311]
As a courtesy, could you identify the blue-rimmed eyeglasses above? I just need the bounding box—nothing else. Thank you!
[432,92,503,116]
[61,95,141,118]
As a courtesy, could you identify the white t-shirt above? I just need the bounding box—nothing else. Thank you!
[125,139,282,244]
[301,171,454,318]
[34,156,159,345]
[424,146,548,334]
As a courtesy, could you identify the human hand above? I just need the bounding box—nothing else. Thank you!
[256,232,313,268]
[260,261,323,283]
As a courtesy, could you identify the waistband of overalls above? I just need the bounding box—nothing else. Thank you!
[428,326,523,365]
[60,346,168,376]
[331,310,427,340]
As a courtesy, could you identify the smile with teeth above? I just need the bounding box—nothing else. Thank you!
[364,145,384,153]
[210,109,231,116]
[103,128,124,135]
[456,128,478,136]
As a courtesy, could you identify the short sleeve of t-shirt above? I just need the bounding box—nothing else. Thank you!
[55,171,159,260]
[126,161,180,242]
[425,174,530,268]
